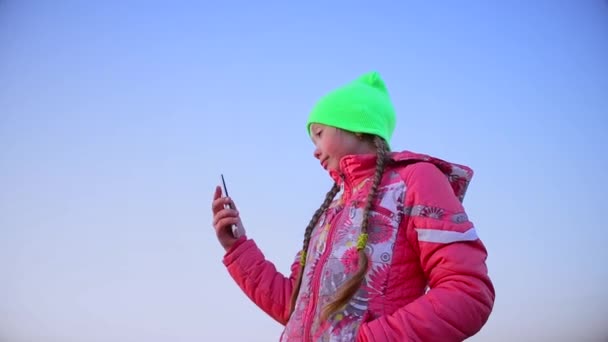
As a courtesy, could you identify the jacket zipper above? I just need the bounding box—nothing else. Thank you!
[303,175,350,341]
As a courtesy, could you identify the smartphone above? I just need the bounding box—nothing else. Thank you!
[221,174,240,238]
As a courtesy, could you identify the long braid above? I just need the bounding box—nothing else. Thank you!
[290,183,340,314]
[321,136,390,320]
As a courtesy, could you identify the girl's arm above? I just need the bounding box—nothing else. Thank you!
[358,162,495,342]
[222,237,301,325]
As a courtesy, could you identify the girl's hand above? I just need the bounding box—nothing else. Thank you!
[211,186,246,251]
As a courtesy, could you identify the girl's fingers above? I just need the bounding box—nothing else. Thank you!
[215,217,240,232]
[212,185,238,212]
[213,208,239,226]
[212,196,231,213]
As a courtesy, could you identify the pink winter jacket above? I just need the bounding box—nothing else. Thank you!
[222,151,495,341]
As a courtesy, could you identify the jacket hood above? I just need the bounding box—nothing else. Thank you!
[329,150,473,203]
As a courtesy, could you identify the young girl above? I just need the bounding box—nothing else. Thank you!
[211,72,495,341]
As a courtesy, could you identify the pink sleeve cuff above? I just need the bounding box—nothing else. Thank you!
[222,236,250,266]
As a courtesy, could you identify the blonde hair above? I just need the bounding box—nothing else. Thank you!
[290,134,391,320]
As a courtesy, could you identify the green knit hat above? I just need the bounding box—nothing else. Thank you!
[306,71,396,144]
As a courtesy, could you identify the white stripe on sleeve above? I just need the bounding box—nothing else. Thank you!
[415,227,479,244]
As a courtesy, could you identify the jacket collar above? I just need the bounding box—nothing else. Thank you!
[329,153,377,187]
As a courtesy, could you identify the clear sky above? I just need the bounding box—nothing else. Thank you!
[1,1,607,341]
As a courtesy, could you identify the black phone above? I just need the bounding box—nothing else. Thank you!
[221,174,240,238]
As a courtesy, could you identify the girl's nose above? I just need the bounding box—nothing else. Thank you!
[313,148,321,160]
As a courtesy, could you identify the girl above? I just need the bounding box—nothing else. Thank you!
[211,71,495,341]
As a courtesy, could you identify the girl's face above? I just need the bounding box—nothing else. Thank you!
[310,123,375,172]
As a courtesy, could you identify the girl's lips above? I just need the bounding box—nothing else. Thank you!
[321,159,328,169]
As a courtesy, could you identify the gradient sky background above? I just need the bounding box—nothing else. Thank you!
[1,1,607,341]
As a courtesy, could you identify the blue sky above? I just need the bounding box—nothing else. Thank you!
[1,1,607,341]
